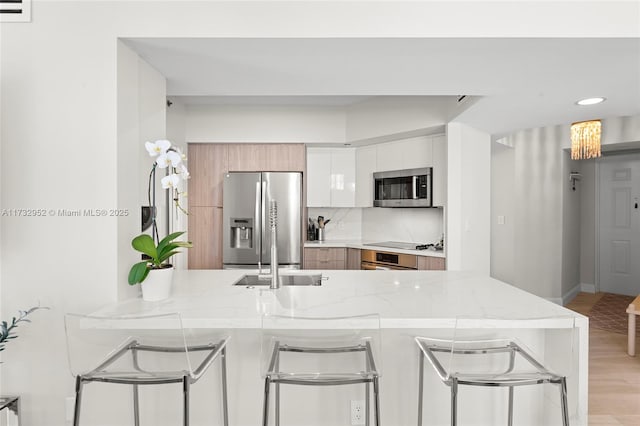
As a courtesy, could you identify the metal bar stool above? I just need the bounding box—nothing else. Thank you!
[261,314,381,426]
[64,313,229,426]
[416,316,576,426]
[0,396,20,426]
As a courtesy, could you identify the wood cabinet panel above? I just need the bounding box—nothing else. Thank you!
[347,248,362,270]
[417,256,446,271]
[188,207,223,269]
[303,247,346,269]
[188,144,228,207]
[229,143,305,172]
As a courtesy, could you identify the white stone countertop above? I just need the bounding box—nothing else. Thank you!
[303,240,446,258]
[96,269,584,330]
[91,270,588,425]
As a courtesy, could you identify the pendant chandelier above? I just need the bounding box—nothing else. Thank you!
[571,119,601,160]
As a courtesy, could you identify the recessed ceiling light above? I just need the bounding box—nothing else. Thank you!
[576,97,606,106]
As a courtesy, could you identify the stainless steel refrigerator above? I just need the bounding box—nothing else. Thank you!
[223,172,302,269]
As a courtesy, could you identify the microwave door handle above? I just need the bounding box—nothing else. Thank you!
[412,176,418,199]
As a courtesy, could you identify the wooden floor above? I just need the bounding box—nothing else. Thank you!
[565,293,640,426]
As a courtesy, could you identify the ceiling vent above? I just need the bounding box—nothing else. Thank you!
[0,0,31,22]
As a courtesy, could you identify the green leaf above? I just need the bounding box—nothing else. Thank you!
[128,261,150,285]
[131,234,158,261]
[156,231,185,255]
[157,250,181,264]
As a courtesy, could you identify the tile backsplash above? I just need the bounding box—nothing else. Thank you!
[308,207,443,244]
[307,208,363,240]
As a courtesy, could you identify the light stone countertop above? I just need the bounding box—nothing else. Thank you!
[96,269,584,329]
[92,269,588,425]
[303,240,446,258]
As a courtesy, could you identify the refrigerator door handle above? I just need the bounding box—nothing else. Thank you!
[255,181,261,257]
[261,180,267,263]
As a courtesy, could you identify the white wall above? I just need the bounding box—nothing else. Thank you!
[446,122,491,273]
[345,96,454,142]
[578,160,597,291]
[186,104,346,143]
[490,141,516,284]
[490,116,640,301]
[561,149,582,301]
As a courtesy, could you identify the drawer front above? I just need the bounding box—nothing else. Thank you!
[305,247,346,262]
[303,258,345,270]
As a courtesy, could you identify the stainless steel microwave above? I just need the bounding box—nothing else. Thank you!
[373,167,432,207]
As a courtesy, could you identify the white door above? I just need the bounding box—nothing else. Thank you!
[599,154,640,296]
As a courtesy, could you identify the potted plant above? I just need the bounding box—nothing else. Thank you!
[128,231,192,301]
[129,139,192,301]
[0,306,48,354]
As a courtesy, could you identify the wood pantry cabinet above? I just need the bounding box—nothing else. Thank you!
[187,143,306,269]
[303,247,346,270]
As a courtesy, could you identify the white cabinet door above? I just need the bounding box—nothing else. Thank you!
[432,134,446,207]
[306,147,355,207]
[306,148,331,207]
[401,136,432,170]
[376,141,403,172]
[331,148,356,207]
[356,145,377,207]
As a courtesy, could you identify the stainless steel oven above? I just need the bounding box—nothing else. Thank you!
[373,167,432,207]
[360,249,417,270]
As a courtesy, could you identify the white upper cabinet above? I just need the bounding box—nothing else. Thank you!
[376,136,433,172]
[355,145,377,207]
[306,147,356,207]
[432,134,446,207]
[306,148,332,207]
[307,134,446,208]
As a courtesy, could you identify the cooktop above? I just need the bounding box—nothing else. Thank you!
[364,241,434,251]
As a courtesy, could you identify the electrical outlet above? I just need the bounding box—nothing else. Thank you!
[351,400,365,425]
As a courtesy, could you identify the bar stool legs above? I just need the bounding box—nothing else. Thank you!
[133,384,140,426]
[73,377,83,426]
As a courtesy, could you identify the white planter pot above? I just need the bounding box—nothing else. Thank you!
[140,266,174,301]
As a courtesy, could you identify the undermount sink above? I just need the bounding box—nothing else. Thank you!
[233,273,323,287]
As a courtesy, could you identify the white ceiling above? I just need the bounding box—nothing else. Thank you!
[124,37,640,137]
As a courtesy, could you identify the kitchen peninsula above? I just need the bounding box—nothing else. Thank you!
[96,270,587,426]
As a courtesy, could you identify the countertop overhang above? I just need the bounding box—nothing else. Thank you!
[96,270,585,330]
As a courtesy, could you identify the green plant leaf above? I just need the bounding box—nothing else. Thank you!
[156,231,185,255]
[159,250,184,264]
[131,234,158,261]
[128,261,150,285]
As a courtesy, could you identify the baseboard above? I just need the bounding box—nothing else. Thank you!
[580,283,596,293]
[558,283,583,306]
[546,297,564,305]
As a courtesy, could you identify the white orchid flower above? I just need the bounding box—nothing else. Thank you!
[145,139,171,157]
[156,150,182,168]
[174,146,187,162]
[161,173,181,189]
[179,163,190,180]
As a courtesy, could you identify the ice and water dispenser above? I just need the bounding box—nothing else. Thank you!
[230,218,253,249]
